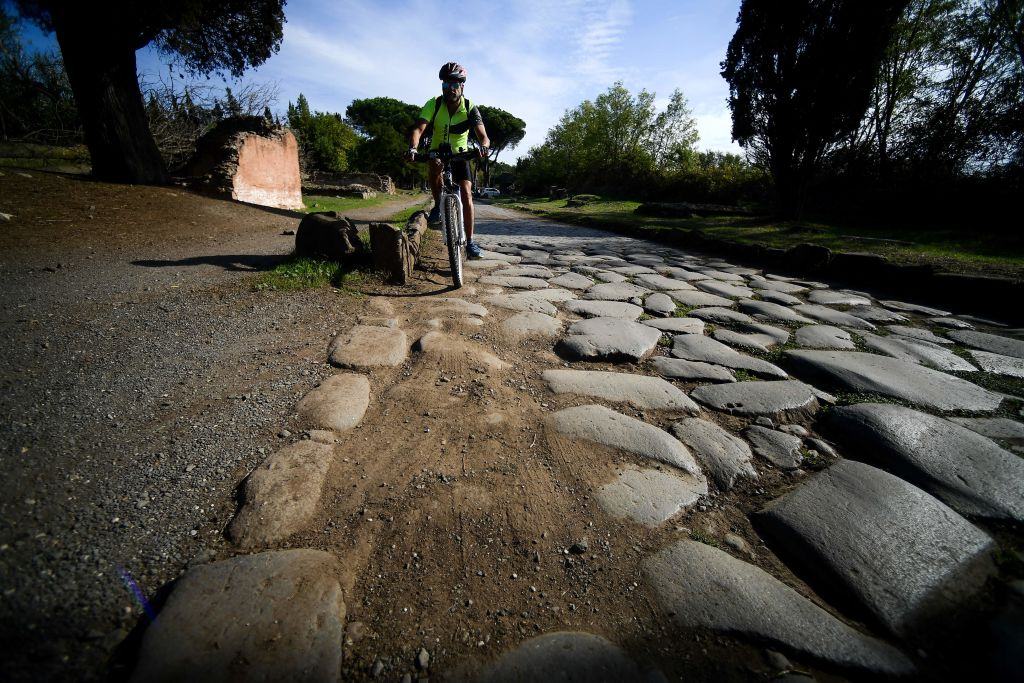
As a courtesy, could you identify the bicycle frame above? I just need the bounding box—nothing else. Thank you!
[413,144,477,287]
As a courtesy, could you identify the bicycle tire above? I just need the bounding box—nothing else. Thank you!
[443,194,464,288]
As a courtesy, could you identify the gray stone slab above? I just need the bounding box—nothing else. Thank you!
[744,425,804,469]
[671,417,757,490]
[519,249,552,264]
[644,292,677,316]
[643,540,914,676]
[641,317,704,334]
[227,441,335,548]
[131,550,345,683]
[633,273,697,291]
[581,282,651,301]
[846,305,908,323]
[792,304,876,330]
[491,265,555,279]
[948,417,1024,446]
[860,332,977,372]
[477,632,656,683]
[658,266,706,281]
[786,350,1004,412]
[429,297,490,317]
[756,290,804,306]
[711,329,775,353]
[479,275,550,290]
[500,312,563,338]
[665,290,734,308]
[694,280,754,299]
[562,299,643,320]
[827,403,1024,521]
[795,325,856,350]
[754,459,995,636]
[547,272,594,290]
[689,307,755,324]
[738,322,791,344]
[929,316,974,330]
[886,325,952,345]
[591,270,627,283]
[543,369,700,412]
[748,276,809,294]
[551,405,700,475]
[671,334,788,379]
[528,287,577,302]
[650,357,736,383]
[328,325,408,369]
[690,380,819,421]
[596,467,707,527]
[609,265,657,275]
[485,293,557,315]
[296,373,370,432]
[695,268,745,282]
[880,300,950,316]
[557,318,662,362]
[949,329,1024,359]
[738,299,814,324]
[807,290,871,306]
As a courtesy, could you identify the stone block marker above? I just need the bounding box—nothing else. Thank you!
[785,350,1004,412]
[595,467,708,527]
[328,325,408,369]
[296,212,366,264]
[551,405,701,476]
[690,380,819,421]
[642,540,914,676]
[542,369,700,412]
[227,441,335,548]
[130,550,345,683]
[297,373,370,432]
[754,459,995,636]
[671,417,757,491]
[476,632,657,683]
[368,212,428,284]
[827,403,1024,521]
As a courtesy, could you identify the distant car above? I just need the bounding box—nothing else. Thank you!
[479,187,500,198]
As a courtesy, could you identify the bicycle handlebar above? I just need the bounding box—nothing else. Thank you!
[409,148,480,163]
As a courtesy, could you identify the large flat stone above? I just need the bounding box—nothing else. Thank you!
[491,265,555,279]
[827,403,1024,521]
[886,325,953,345]
[666,290,734,307]
[969,349,1024,377]
[500,312,563,339]
[786,350,1004,412]
[479,275,550,289]
[650,357,736,383]
[547,272,594,289]
[807,290,871,306]
[711,328,776,353]
[948,417,1024,446]
[596,467,707,526]
[643,292,677,316]
[748,275,808,294]
[414,331,509,371]
[795,324,856,350]
[296,373,370,432]
[754,459,995,636]
[642,541,914,676]
[551,405,700,475]
[860,332,977,372]
[485,293,557,315]
[694,280,753,299]
[670,417,757,491]
[543,369,700,412]
[429,297,489,317]
[744,425,804,469]
[671,334,788,379]
[561,300,643,319]
[640,317,704,334]
[846,305,908,323]
[581,282,651,301]
[556,317,662,362]
[738,299,814,324]
[690,380,819,420]
[227,441,335,548]
[689,307,755,324]
[328,325,408,368]
[132,550,345,682]
[756,289,803,306]
[633,273,697,291]
[792,304,876,330]
[477,632,655,683]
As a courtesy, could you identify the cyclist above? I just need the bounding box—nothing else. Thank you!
[406,62,490,259]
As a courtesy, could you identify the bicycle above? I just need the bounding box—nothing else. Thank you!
[412,143,479,288]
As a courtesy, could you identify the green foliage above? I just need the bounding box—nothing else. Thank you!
[689,530,720,548]
[287,94,359,174]
[476,105,525,186]
[345,96,425,184]
[254,255,365,292]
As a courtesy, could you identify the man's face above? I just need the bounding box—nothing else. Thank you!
[442,80,463,103]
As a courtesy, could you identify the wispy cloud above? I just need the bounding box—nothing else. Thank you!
[571,0,633,83]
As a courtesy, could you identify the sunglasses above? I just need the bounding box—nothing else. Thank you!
[442,81,463,89]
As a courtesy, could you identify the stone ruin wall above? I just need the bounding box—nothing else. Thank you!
[306,171,395,194]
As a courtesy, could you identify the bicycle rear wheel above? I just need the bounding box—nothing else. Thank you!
[443,194,464,288]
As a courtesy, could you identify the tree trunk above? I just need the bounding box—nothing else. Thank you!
[53,18,168,184]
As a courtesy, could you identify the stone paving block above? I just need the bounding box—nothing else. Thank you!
[414,331,509,371]
[792,304,876,330]
[609,265,658,275]
[786,350,1004,412]
[748,276,809,294]
[886,325,953,345]
[633,273,697,291]
[744,425,804,469]
[665,290,734,308]
[485,294,557,315]
[131,550,345,683]
[929,316,974,330]
[227,441,335,548]
[969,350,1024,377]
[689,307,755,324]
[551,405,700,475]
[428,297,490,317]
[543,369,700,412]
[547,272,594,289]
[591,270,628,283]
[643,292,677,316]
[640,317,704,335]
[500,312,563,339]
[711,328,776,353]
[476,632,657,683]
[690,380,819,421]
[846,305,909,323]
[562,300,643,320]
[296,373,370,432]
[694,280,753,299]
[738,299,814,324]
[642,540,914,676]
[795,324,856,350]
[756,289,804,306]
[328,325,408,369]
[556,317,662,362]
[754,459,995,636]
[827,403,1024,521]
[650,357,736,383]
[807,290,871,306]
[737,322,791,344]
[860,332,977,372]
[948,417,1024,446]
[596,467,707,527]
[581,282,651,301]
[528,287,577,302]
[670,417,757,491]
[880,300,950,316]
[490,265,555,279]
[478,275,550,290]
[671,334,788,379]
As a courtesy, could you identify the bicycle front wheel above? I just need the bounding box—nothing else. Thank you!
[443,194,464,288]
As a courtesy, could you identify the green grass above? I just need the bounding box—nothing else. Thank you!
[689,530,719,548]
[496,195,1024,279]
[253,254,363,292]
[303,191,415,215]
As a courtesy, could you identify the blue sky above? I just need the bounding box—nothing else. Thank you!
[16,0,744,161]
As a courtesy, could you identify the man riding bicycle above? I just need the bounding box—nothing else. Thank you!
[406,62,490,259]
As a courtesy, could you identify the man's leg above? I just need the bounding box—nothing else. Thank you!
[459,180,474,241]
[428,163,442,221]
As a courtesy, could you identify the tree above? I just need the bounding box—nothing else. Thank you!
[721,0,910,217]
[11,1,286,184]
[476,105,525,186]
[287,94,359,175]
[345,97,424,183]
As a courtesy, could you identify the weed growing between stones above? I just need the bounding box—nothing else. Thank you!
[253,255,366,293]
[689,529,720,548]
[799,447,830,471]
[657,336,672,348]
[732,369,763,382]
[672,305,696,318]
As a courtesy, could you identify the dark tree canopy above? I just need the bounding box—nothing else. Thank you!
[12,0,286,183]
[345,97,420,138]
[721,0,910,217]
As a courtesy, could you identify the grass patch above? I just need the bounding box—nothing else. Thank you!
[303,190,420,215]
[253,254,363,292]
[689,530,720,548]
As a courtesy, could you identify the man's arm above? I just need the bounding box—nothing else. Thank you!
[407,120,429,159]
[475,122,490,158]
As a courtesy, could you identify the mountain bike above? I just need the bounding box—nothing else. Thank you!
[412,143,479,288]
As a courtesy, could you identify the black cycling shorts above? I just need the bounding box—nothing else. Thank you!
[451,159,471,183]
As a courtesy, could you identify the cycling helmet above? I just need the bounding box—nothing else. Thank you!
[439,62,467,82]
